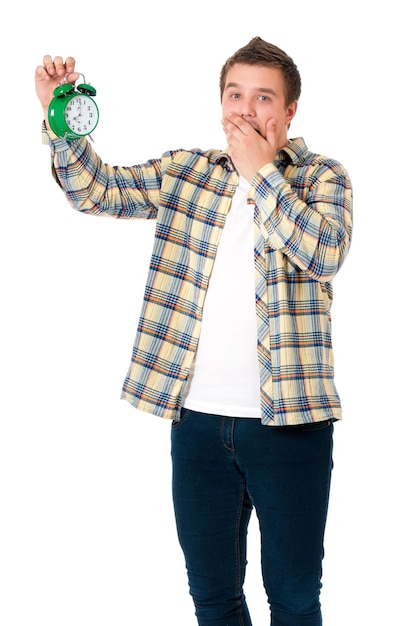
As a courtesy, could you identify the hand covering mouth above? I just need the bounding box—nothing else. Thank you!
[253,126,265,138]
[248,122,263,136]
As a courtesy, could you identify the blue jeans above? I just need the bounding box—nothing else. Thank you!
[171,409,334,626]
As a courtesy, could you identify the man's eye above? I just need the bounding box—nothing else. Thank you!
[230,93,240,99]
[258,95,270,101]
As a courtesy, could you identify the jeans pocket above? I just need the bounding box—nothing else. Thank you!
[171,407,191,430]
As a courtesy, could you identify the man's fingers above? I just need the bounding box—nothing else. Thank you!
[52,56,66,75]
[64,56,76,73]
[35,64,49,81]
[41,55,76,78]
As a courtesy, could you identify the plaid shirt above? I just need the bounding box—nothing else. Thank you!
[44,126,352,425]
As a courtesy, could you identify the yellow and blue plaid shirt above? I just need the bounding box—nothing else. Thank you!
[44,127,352,425]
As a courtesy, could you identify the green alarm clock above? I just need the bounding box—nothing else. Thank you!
[48,75,99,139]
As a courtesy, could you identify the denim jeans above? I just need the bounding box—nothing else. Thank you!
[171,409,334,626]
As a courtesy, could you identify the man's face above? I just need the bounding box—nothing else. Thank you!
[221,63,297,150]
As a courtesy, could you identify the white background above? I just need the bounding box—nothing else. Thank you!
[1,1,415,624]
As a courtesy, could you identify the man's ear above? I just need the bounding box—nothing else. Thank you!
[286,101,298,126]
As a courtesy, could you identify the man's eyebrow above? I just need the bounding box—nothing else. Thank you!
[224,82,277,96]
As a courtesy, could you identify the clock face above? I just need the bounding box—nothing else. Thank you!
[64,95,99,136]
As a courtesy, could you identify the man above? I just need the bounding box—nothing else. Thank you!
[35,37,352,626]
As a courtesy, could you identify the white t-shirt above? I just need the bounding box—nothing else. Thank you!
[183,176,261,418]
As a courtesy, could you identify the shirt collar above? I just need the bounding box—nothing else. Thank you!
[279,137,308,164]
[213,151,233,168]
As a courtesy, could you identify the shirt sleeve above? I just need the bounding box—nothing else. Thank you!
[251,159,353,282]
[42,122,162,220]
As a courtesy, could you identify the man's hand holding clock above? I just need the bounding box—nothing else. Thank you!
[35,56,79,124]
[35,55,98,139]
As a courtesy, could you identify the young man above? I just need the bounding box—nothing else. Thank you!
[35,37,352,626]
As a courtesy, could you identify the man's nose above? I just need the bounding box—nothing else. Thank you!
[241,108,255,118]
[240,100,256,118]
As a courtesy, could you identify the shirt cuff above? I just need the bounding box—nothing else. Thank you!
[251,162,285,199]
[41,120,82,152]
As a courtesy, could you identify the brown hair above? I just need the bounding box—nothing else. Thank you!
[219,36,301,107]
